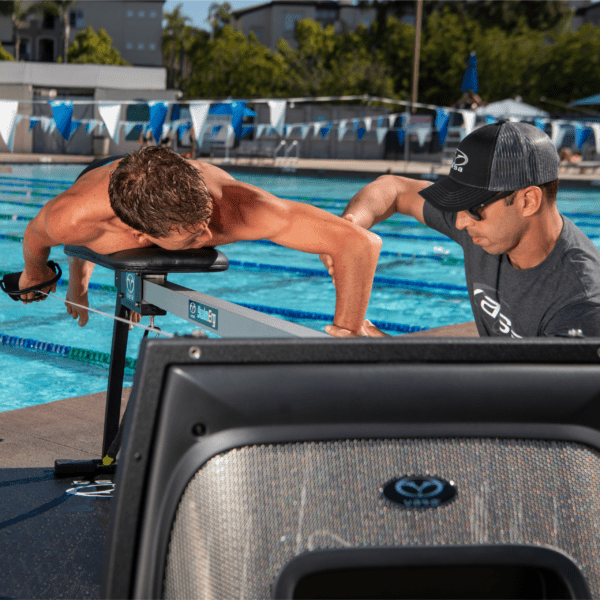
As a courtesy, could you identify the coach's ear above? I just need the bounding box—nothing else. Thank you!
[521,186,543,217]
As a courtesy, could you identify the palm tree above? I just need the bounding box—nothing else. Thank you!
[0,1,48,61]
[39,0,78,62]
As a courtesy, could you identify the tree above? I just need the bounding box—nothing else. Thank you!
[163,3,206,90]
[66,26,129,65]
[0,0,48,60]
[42,0,79,63]
[278,19,395,98]
[186,26,288,98]
[207,1,232,39]
[0,41,14,60]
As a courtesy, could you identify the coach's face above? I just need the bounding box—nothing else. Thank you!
[454,190,527,256]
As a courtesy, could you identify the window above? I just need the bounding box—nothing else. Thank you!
[126,42,133,49]
[137,43,145,50]
[126,10,133,17]
[38,38,54,62]
[150,11,157,18]
[69,10,84,27]
[251,28,263,43]
[125,104,149,141]
[149,43,156,50]
[284,13,302,31]
[42,13,56,29]
[138,10,145,17]
[19,38,30,61]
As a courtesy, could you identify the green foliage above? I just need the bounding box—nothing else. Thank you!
[67,26,129,65]
[0,41,14,60]
[278,19,394,98]
[186,26,288,98]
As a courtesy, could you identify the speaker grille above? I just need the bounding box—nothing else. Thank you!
[164,438,600,599]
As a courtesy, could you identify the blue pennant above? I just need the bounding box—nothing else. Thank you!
[435,108,450,146]
[357,127,366,141]
[397,129,405,146]
[148,101,169,144]
[50,101,74,140]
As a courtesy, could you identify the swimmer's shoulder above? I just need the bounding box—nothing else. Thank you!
[190,159,236,182]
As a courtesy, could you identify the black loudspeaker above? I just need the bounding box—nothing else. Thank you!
[102,337,600,599]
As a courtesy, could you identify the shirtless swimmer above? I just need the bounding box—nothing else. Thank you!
[18,147,382,335]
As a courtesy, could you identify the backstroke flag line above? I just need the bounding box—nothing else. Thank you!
[99,103,121,143]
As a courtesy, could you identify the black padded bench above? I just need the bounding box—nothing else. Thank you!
[55,245,229,476]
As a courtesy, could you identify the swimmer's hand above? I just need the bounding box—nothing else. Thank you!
[325,319,390,338]
[18,267,58,303]
[319,214,357,285]
[65,280,90,327]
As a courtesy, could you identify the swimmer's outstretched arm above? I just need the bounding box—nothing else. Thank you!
[321,176,431,338]
[21,200,96,325]
[225,181,382,336]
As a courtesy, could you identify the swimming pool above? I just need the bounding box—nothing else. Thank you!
[1,164,600,411]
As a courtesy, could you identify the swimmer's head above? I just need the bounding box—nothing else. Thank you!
[109,147,213,237]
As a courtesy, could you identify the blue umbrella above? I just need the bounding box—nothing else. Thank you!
[461,51,479,94]
[570,93,600,106]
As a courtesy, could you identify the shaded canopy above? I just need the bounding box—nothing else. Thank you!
[475,98,549,119]
[570,93,600,106]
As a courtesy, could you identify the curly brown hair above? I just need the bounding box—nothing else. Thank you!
[108,147,213,238]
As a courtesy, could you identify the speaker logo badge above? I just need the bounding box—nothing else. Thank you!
[381,475,456,509]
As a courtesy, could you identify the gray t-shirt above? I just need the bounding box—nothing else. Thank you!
[423,202,600,337]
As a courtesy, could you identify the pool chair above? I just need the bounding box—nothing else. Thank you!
[102,336,600,599]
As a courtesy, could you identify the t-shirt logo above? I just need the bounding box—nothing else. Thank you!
[474,287,522,338]
[452,149,469,173]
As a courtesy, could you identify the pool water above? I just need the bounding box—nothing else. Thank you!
[1,164,600,411]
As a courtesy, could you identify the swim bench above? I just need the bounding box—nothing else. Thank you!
[55,244,326,476]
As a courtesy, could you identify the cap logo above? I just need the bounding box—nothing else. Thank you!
[451,149,468,173]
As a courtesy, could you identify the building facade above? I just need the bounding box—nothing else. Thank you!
[0,0,164,66]
[231,0,377,50]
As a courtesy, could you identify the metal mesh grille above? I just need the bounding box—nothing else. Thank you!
[164,438,600,599]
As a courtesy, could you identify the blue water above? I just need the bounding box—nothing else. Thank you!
[1,164,600,411]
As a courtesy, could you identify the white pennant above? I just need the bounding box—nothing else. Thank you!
[41,117,52,133]
[189,101,210,143]
[267,100,286,136]
[256,124,266,138]
[376,127,388,145]
[551,121,566,148]
[337,119,347,141]
[459,110,476,136]
[0,100,19,149]
[415,127,429,147]
[285,124,294,138]
[313,123,321,136]
[364,117,372,132]
[300,124,309,139]
[99,103,121,143]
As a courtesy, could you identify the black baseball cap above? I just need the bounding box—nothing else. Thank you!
[419,120,560,212]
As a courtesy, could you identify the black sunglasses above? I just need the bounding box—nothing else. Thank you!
[467,190,515,221]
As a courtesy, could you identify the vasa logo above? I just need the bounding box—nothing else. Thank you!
[381,475,457,509]
[474,288,522,338]
[452,149,468,173]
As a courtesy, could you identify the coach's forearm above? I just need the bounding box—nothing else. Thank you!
[331,229,381,334]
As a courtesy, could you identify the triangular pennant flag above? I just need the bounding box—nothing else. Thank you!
[210,125,222,138]
[574,123,589,149]
[435,108,450,146]
[376,127,388,144]
[551,122,566,148]
[338,119,347,141]
[189,101,210,143]
[241,125,254,139]
[267,100,286,136]
[397,129,406,146]
[49,100,73,140]
[148,101,169,145]
[41,116,52,133]
[162,123,171,139]
[300,124,309,139]
[485,115,496,125]
[99,103,121,143]
[256,124,266,139]
[48,121,57,134]
[364,117,372,131]
[458,110,476,136]
[29,117,40,132]
[313,123,321,137]
[357,127,366,141]
[377,117,384,127]
[320,122,332,138]
[352,119,359,132]
[123,122,137,137]
[534,118,547,131]
[85,119,98,135]
[588,123,600,153]
[415,127,429,147]
[69,120,81,138]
